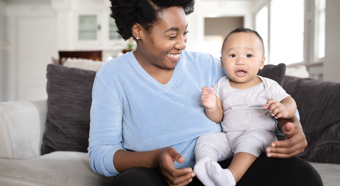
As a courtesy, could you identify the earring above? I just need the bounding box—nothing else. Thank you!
[136,37,139,40]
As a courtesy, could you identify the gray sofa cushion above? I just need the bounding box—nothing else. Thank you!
[282,76,340,164]
[0,151,112,186]
[41,64,96,155]
[257,63,286,86]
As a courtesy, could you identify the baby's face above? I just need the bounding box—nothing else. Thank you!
[221,32,265,86]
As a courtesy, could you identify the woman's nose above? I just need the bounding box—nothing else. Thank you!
[175,36,187,50]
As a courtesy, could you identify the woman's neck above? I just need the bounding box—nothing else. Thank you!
[133,50,174,85]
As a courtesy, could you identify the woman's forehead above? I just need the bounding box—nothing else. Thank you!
[154,6,187,31]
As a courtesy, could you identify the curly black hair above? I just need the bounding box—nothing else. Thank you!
[110,0,195,40]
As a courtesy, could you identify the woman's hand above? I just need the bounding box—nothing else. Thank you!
[266,116,308,158]
[157,147,195,186]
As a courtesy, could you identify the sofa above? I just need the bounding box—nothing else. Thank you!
[0,62,339,186]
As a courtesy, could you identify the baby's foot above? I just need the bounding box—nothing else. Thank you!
[206,161,236,186]
[193,157,215,186]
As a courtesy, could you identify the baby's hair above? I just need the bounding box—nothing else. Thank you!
[221,28,265,56]
[110,0,195,40]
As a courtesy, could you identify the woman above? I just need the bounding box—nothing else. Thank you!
[88,0,322,186]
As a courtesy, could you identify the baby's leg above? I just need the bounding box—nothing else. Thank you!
[206,130,277,186]
[227,152,257,182]
[206,152,256,186]
[194,132,232,186]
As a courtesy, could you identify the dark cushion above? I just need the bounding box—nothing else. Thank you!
[257,63,286,86]
[41,64,96,155]
[282,76,340,164]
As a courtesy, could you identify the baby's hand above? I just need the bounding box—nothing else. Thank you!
[263,99,288,119]
[201,86,216,110]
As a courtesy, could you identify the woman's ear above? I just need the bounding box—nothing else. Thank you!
[259,57,266,70]
[131,23,142,40]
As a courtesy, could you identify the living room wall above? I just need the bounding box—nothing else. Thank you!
[0,0,6,102]
[323,0,340,83]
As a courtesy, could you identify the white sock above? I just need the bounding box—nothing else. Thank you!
[206,161,236,186]
[193,157,215,186]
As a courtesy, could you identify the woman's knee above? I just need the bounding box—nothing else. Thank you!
[238,155,323,186]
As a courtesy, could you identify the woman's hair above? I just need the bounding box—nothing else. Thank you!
[110,0,195,40]
[221,27,265,55]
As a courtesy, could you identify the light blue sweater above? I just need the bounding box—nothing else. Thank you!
[88,50,225,176]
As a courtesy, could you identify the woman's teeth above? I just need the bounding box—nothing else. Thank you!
[167,54,180,59]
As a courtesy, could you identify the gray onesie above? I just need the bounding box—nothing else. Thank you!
[195,76,289,162]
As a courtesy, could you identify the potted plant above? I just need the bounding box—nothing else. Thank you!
[122,37,135,54]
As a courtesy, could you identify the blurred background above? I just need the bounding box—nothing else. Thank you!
[0,0,339,102]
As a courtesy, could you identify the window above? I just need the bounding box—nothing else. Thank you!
[255,5,268,63]
[270,0,305,65]
[78,15,97,40]
[316,0,326,59]
[109,18,121,40]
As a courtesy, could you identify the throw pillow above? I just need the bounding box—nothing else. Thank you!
[286,65,309,78]
[257,63,286,86]
[41,64,96,155]
[63,58,105,72]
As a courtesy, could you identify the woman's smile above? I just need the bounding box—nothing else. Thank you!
[166,53,181,62]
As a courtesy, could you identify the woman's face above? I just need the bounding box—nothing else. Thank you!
[137,6,188,69]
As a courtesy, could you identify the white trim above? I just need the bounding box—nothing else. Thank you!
[6,17,17,101]
[6,3,55,17]
[267,1,271,64]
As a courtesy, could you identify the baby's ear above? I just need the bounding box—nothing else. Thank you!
[260,57,266,70]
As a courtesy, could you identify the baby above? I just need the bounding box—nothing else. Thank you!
[194,28,297,186]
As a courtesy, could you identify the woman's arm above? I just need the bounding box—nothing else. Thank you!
[266,116,307,158]
[114,147,196,186]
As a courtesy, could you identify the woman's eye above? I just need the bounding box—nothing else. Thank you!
[184,31,189,35]
[247,54,253,58]
[230,54,236,58]
[169,35,177,39]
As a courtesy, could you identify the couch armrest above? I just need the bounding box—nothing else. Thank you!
[0,100,47,159]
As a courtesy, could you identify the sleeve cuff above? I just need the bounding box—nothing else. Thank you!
[104,148,120,176]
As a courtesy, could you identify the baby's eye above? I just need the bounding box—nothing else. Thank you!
[230,54,236,58]
[247,54,253,58]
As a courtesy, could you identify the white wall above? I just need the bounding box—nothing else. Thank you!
[186,0,253,52]
[6,2,57,101]
[0,0,6,102]
[323,0,340,83]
